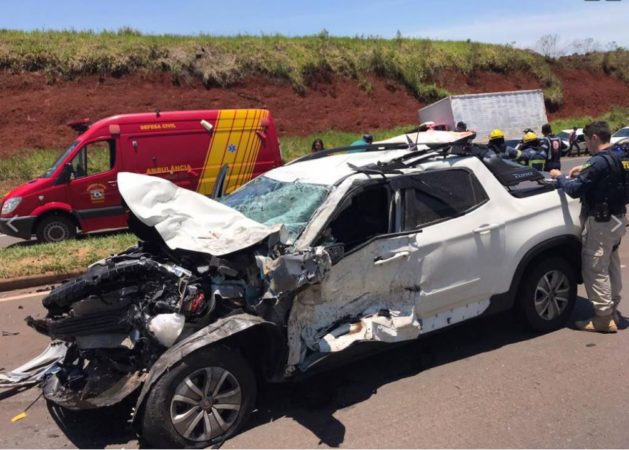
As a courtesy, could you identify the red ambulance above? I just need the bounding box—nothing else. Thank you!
[0,109,282,242]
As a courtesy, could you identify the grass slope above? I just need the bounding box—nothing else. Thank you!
[0,29,567,104]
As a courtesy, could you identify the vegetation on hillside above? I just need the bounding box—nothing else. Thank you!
[559,49,629,84]
[0,29,568,105]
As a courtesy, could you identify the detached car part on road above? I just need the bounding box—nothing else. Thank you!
[0,132,583,448]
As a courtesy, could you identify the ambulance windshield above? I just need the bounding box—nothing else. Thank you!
[42,140,79,178]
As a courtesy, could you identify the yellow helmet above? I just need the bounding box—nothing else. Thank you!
[489,129,505,140]
[523,131,538,143]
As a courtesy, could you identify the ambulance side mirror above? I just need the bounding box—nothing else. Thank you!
[55,163,73,185]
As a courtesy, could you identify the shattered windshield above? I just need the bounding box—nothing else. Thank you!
[42,140,79,178]
[221,176,329,241]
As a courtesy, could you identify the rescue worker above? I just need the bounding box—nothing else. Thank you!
[488,129,507,154]
[550,121,629,333]
[540,123,565,171]
[517,132,546,170]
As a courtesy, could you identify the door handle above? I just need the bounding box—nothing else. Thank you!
[473,223,501,234]
[374,251,410,266]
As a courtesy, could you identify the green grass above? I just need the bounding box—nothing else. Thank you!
[550,107,629,133]
[0,148,60,196]
[0,233,137,279]
[0,29,562,103]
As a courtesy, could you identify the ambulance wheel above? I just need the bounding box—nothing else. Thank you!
[516,257,577,332]
[140,346,256,448]
[36,214,76,243]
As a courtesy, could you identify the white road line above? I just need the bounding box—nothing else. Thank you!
[0,291,46,303]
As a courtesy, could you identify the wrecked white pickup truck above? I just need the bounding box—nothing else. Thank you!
[1,133,582,448]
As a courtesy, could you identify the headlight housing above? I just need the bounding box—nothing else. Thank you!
[1,197,22,215]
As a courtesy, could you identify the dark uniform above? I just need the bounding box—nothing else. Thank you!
[488,141,506,155]
[541,135,564,171]
[517,144,547,170]
[556,144,629,321]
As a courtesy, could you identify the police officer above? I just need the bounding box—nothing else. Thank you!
[540,123,564,171]
[550,121,629,333]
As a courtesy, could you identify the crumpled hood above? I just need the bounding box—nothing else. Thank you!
[118,172,288,257]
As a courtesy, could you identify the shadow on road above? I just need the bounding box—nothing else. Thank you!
[47,399,137,448]
[241,298,596,448]
[46,296,598,448]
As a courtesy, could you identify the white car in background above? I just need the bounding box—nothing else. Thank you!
[611,126,629,145]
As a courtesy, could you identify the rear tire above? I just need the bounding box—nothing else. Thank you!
[36,214,76,243]
[516,257,577,331]
[140,346,256,448]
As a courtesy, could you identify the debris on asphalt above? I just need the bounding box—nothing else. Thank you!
[10,391,43,423]
[10,412,27,423]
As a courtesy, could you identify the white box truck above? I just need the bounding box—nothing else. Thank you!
[418,89,548,142]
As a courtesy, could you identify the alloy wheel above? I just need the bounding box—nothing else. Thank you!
[169,366,242,442]
[533,270,570,321]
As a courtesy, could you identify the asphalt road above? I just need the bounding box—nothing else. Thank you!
[0,234,26,249]
[2,153,626,449]
[1,226,629,447]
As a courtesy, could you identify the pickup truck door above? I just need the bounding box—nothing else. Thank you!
[399,169,506,323]
[291,172,505,364]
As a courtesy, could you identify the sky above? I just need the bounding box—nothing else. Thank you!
[1,0,627,51]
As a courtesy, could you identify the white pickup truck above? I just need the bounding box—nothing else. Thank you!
[1,132,582,448]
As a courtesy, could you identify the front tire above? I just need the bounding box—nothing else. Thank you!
[36,214,76,243]
[140,346,256,448]
[516,257,577,331]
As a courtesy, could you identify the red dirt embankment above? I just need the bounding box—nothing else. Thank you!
[0,67,628,156]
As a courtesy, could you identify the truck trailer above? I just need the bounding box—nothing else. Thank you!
[418,89,548,142]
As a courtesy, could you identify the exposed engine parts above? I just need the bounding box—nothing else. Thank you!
[11,237,331,410]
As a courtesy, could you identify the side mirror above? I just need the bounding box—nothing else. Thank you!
[325,243,345,265]
[55,163,73,185]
